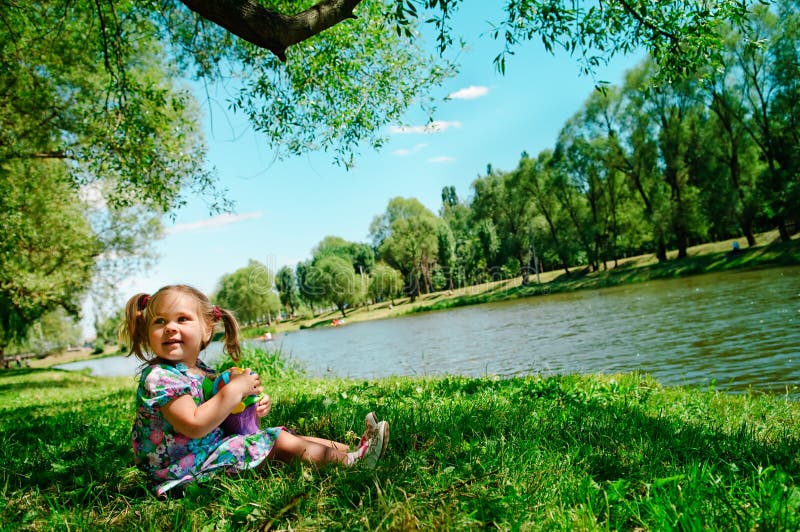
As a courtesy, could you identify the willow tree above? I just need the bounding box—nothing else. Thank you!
[370,197,441,300]
[0,163,97,357]
[275,266,301,317]
[724,1,800,241]
[314,255,364,318]
[213,260,281,325]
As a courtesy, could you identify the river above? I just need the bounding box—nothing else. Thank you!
[58,266,800,394]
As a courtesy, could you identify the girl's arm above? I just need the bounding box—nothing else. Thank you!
[161,370,261,439]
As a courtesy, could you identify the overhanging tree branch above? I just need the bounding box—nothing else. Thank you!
[616,0,678,44]
[177,0,363,61]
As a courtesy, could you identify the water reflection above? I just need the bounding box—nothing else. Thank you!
[58,266,800,394]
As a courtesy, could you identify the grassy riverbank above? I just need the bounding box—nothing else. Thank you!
[2,348,799,530]
[273,231,800,333]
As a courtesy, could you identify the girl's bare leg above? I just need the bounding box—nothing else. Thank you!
[268,430,348,466]
[299,435,350,453]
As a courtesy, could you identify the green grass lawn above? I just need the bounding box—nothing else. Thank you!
[2,348,799,530]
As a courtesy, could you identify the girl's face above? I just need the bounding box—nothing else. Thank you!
[147,292,210,365]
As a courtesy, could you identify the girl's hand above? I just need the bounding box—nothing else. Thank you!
[228,368,262,399]
[256,394,272,418]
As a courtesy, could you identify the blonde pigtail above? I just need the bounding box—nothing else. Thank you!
[119,293,152,362]
[216,307,241,361]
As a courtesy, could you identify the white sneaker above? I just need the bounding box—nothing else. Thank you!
[364,412,379,439]
[360,420,389,469]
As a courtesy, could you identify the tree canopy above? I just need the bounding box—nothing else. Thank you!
[274,265,301,317]
[370,197,441,299]
[169,0,758,166]
[5,1,761,189]
[0,162,97,351]
[213,260,281,325]
[313,255,363,317]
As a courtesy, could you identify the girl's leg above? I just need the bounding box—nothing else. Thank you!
[268,430,348,466]
[298,435,350,453]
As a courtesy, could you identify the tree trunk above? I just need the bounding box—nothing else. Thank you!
[656,240,668,262]
[405,272,420,303]
[178,0,362,60]
[519,253,530,285]
[778,217,791,242]
[742,218,756,247]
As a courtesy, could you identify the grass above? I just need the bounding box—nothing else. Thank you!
[2,347,800,530]
[274,231,800,331]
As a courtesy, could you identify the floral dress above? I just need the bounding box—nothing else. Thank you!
[132,360,282,496]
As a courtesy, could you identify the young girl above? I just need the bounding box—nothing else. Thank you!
[120,284,389,497]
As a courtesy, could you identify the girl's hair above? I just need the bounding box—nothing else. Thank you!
[119,284,241,363]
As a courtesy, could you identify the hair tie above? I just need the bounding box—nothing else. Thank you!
[138,294,150,311]
[213,305,222,321]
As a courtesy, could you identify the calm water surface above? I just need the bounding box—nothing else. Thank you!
[59,266,800,394]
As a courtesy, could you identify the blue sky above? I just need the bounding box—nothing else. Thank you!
[117,8,644,309]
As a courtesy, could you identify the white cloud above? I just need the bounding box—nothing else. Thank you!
[392,143,429,156]
[389,121,462,134]
[447,85,490,100]
[428,156,456,164]
[166,212,263,234]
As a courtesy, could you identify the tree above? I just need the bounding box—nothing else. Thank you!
[0,0,770,351]
[517,152,578,275]
[703,43,764,246]
[607,66,672,261]
[554,118,624,270]
[547,150,597,270]
[295,260,322,312]
[109,0,450,168]
[643,64,711,258]
[440,186,475,287]
[0,1,217,213]
[13,308,83,357]
[1,0,201,352]
[435,223,457,290]
[469,170,506,277]
[370,197,440,301]
[214,260,281,325]
[402,1,752,82]
[179,0,750,80]
[471,163,542,283]
[314,255,363,317]
[728,2,800,241]
[368,263,404,305]
[311,236,375,275]
[0,162,99,358]
[94,309,127,353]
[274,266,301,317]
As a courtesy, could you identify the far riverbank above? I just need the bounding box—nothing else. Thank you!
[268,230,800,335]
